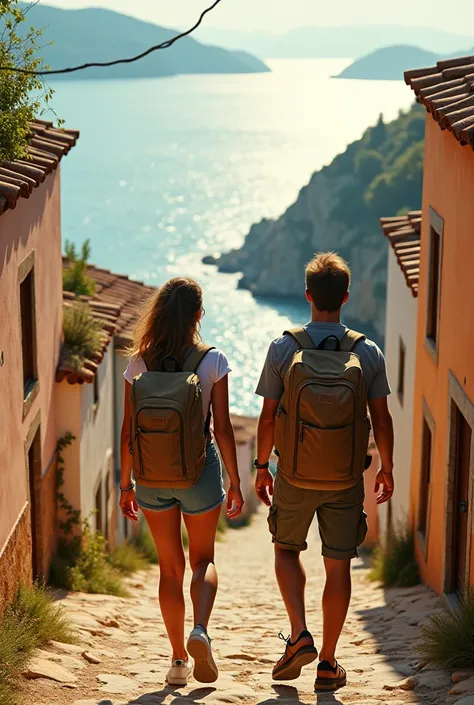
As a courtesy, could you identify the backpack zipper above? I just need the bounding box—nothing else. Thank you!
[293,379,357,479]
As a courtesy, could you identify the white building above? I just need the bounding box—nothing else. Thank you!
[379,211,421,536]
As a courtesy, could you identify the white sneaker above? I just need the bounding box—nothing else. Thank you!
[166,659,193,686]
[187,625,218,683]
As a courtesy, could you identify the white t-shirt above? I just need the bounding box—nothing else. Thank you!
[123,348,231,419]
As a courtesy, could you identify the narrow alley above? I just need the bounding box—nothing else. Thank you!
[22,510,457,705]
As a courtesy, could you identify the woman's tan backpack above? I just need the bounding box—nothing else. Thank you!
[274,328,371,486]
[129,344,214,488]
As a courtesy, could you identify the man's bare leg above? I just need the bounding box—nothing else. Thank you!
[319,557,351,665]
[274,546,307,641]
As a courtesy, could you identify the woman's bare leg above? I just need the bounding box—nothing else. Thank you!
[142,506,187,661]
[183,505,222,630]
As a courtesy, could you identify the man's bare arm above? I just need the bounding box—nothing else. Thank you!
[368,396,394,505]
[255,398,279,506]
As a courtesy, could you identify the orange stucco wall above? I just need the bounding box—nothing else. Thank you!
[0,170,63,569]
[410,119,474,593]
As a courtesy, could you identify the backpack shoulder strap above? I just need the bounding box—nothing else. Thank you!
[182,343,215,373]
[283,327,316,350]
[340,329,366,353]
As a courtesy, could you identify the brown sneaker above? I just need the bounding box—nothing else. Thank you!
[314,660,347,692]
[272,631,318,681]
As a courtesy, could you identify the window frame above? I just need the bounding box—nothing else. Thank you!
[425,207,444,363]
[18,252,39,418]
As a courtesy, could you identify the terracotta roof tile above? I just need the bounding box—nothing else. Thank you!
[0,120,78,215]
[62,261,156,353]
[86,264,156,349]
[405,55,474,149]
[380,210,422,297]
[56,292,121,385]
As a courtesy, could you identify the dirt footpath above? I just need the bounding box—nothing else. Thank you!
[22,509,461,705]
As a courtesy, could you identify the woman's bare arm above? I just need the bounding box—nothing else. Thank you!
[119,381,138,521]
[211,375,240,488]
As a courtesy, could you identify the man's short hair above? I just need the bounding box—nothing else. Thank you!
[305,252,351,313]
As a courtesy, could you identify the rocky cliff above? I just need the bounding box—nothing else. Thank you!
[207,104,425,342]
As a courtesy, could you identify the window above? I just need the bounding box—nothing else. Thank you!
[397,337,406,405]
[418,417,433,536]
[20,269,38,397]
[426,208,444,354]
[95,481,103,534]
[93,374,99,407]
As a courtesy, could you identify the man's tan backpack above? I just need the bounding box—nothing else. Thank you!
[129,344,214,488]
[274,328,371,486]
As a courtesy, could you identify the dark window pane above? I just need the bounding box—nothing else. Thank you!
[20,270,37,394]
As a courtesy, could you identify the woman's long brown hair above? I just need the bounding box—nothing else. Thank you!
[130,277,203,369]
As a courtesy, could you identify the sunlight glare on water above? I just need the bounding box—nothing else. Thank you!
[53,58,415,415]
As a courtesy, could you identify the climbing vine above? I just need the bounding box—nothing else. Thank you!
[56,432,80,535]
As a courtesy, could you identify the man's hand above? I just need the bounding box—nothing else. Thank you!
[374,467,394,505]
[255,469,274,507]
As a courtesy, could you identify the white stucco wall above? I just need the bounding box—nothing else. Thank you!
[380,248,418,535]
[80,346,115,533]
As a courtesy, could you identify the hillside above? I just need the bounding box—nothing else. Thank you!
[23,4,269,80]
[206,105,425,342]
[336,45,439,80]
[196,25,473,59]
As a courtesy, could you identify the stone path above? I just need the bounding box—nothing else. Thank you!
[21,509,472,705]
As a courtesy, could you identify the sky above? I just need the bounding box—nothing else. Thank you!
[46,0,474,35]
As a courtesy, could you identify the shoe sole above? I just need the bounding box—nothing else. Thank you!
[314,676,347,692]
[187,635,218,684]
[272,647,318,681]
[166,677,189,687]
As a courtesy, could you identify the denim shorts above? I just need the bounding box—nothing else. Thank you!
[135,443,226,516]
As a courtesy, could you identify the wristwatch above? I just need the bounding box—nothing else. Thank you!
[254,459,270,470]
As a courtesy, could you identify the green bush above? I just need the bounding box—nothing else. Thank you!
[369,526,419,588]
[62,302,103,372]
[63,240,96,297]
[418,591,474,668]
[51,519,129,597]
[108,543,150,575]
[0,583,76,705]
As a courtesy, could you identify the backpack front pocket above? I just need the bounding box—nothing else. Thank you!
[135,407,186,481]
[296,422,354,482]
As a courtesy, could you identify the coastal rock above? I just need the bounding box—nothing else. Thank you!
[453,671,474,684]
[209,106,424,343]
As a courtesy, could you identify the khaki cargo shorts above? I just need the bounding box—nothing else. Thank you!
[268,472,368,560]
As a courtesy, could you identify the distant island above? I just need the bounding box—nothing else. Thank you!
[204,104,425,344]
[335,45,471,81]
[23,4,270,80]
[196,24,473,59]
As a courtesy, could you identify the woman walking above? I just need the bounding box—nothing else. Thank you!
[119,277,243,687]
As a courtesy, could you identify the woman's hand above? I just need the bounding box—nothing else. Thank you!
[227,485,244,519]
[119,488,139,522]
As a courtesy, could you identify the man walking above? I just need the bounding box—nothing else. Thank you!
[254,252,394,692]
